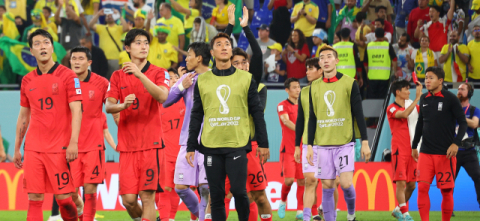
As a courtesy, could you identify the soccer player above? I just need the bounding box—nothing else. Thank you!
[294,57,325,221]
[412,67,467,221]
[68,46,109,221]
[14,29,82,221]
[387,80,423,221]
[277,77,304,219]
[163,42,212,220]
[157,69,184,221]
[187,32,269,221]
[105,29,170,221]
[307,45,370,221]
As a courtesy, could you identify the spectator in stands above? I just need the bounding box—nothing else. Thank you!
[394,0,418,41]
[158,3,185,63]
[35,0,58,15]
[0,5,5,19]
[4,0,26,21]
[148,27,178,70]
[393,33,414,80]
[364,28,397,99]
[370,6,394,36]
[408,35,438,81]
[132,9,147,30]
[264,43,287,83]
[335,0,361,41]
[190,17,218,43]
[467,0,480,43]
[59,0,91,37]
[89,8,125,79]
[333,30,341,44]
[169,0,202,40]
[407,0,430,48]
[310,28,327,57]
[467,25,480,82]
[355,12,371,62]
[414,3,454,62]
[246,24,276,61]
[450,0,465,38]
[311,0,332,32]
[268,0,292,46]
[439,30,469,82]
[15,15,28,40]
[42,6,57,33]
[210,0,230,31]
[118,33,131,69]
[23,9,58,42]
[365,18,392,43]
[291,0,319,51]
[124,0,155,28]
[362,0,393,24]
[283,29,310,83]
[333,28,364,86]
[81,0,100,30]
[79,36,109,78]
[55,1,82,50]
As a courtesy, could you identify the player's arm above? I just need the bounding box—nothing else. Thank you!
[394,82,423,119]
[112,113,120,125]
[307,86,317,146]
[466,116,479,129]
[411,95,424,158]
[105,96,133,113]
[66,101,82,162]
[163,72,191,108]
[350,81,371,162]
[280,114,295,131]
[13,107,31,168]
[125,62,169,103]
[248,79,270,163]
[103,129,118,152]
[186,83,204,166]
[295,93,305,147]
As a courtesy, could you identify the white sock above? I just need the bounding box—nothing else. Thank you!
[169,219,175,221]
[403,212,410,216]
[133,218,142,221]
[260,214,272,218]
[205,214,212,219]
[280,201,286,205]
[394,205,401,212]
[399,203,406,208]
[347,213,356,220]
[296,210,302,215]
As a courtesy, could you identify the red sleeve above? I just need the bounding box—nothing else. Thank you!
[64,71,83,103]
[387,22,394,34]
[407,12,414,38]
[387,104,399,119]
[20,76,30,107]
[155,68,170,89]
[302,44,310,57]
[106,71,120,100]
[277,103,288,116]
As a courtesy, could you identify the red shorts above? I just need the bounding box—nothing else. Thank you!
[281,152,304,180]
[160,152,176,189]
[70,150,106,188]
[119,148,163,195]
[417,153,457,189]
[23,150,75,194]
[246,141,267,192]
[391,154,417,183]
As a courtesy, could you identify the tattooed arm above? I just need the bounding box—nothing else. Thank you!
[112,113,120,126]
[13,107,31,169]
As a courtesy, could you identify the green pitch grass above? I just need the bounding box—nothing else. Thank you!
[0,211,479,221]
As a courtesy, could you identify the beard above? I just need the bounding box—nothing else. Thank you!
[457,94,469,102]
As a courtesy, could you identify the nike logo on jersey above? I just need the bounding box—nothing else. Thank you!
[58,186,66,190]
[254,184,261,188]
[30,88,36,91]
[90,177,97,180]
[121,86,128,89]
[423,104,428,107]
[145,182,152,186]
[234,156,241,160]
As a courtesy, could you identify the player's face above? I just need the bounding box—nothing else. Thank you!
[425,71,442,91]
[396,87,410,100]
[319,50,339,73]
[186,48,200,70]
[126,35,149,59]
[286,82,301,99]
[30,35,54,63]
[457,84,469,101]
[306,66,322,82]
[232,55,248,71]
[211,37,232,62]
[70,52,91,75]
[168,71,179,87]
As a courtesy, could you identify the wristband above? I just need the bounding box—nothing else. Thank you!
[178,83,185,92]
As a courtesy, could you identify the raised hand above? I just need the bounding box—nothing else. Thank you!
[228,4,236,25]
[239,6,249,27]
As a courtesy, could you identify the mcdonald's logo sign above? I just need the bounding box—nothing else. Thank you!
[0,169,24,210]
[353,169,395,211]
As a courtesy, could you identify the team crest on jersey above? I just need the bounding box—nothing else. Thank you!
[207,156,212,166]
[52,83,59,95]
[179,173,184,180]
[89,90,95,100]
[317,167,322,175]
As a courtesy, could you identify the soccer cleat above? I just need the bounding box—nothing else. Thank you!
[392,208,403,220]
[277,202,286,218]
[295,212,303,220]
[317,204,324,218]
[312,215,322,220]
[47,215,63,221]
[156,217,160,221]
[404,214,414,221]
[94,213,104,219]
[347,213,356,221]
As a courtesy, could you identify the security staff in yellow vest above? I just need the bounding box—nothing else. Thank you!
[363,28,397,99]
[186,32,270,221]
[306,45,371,221]
[333,28,364,87]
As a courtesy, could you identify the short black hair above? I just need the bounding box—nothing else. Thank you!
[70,46,92,60]
[425,66,444,80]
[335,30,341,40]
[375,5,387,13]
[430,5,442,13]
[375,18,385,26]
[210,32,233,49]
[305,57,320,70]
[0,5,6,11]
[194,17,202,24]
[188,42,211,66]
[28,29,54,48]
[355,12,366,23]
[340,28,351,39]
[232,47,248,60]
[390,79,411,97]
[43,6,52,14]
[80,36,92,43]
[284,77,299,89]
[124,28,151,47]
[161,3,172,11]
[167,67,179,78]
[400,33,410,42]
[375,28,385,38]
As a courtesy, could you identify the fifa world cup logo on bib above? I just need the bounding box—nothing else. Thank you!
[216,85,231,114]
[324,90,336,117]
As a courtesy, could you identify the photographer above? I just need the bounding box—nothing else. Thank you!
[455,83,480,207]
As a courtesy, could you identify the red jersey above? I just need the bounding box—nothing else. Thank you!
[105,62,170,152]
[387,102,419,156]
[161,99,186,159]
[102,112,108,130]
[20,63,83,153]
[78,71,109,152]
[424,20,451,52]
[286,44,310,79]
[407,7,430,43]
[277,99,297,154]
